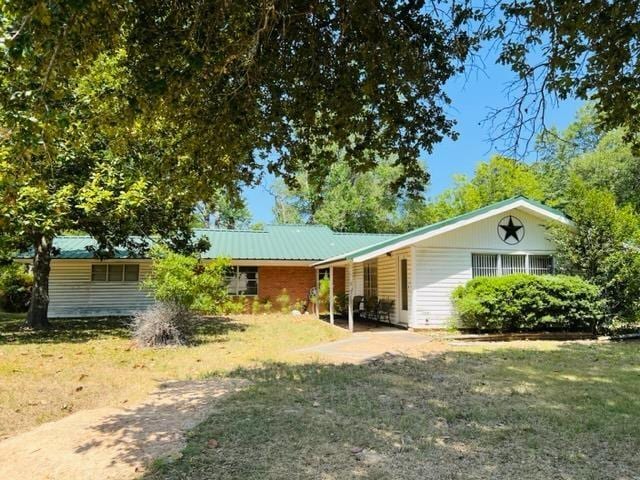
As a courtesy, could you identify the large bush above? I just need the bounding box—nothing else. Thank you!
[143,246,232,314]
[550,181,640,324]
[452,274,604,333]
[132,303,193,347]
[0,263,33,312]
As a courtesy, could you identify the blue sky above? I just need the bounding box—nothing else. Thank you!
[244,53,582,223]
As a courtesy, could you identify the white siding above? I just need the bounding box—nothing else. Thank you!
[48,260,154,317]
[348,247,412,326]
[411,208,556,327]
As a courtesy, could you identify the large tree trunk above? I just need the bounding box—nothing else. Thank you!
[25,234,53,329]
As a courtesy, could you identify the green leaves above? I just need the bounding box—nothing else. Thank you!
[453,274,604,333]
[143,246,231,314]
[550,180,640,322]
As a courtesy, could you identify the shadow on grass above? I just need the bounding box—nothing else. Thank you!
[139,342,639,480]
[0,314,247,346]
[191,316,247,344]
[0,315,131,345]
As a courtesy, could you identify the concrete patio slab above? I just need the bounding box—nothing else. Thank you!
[297,329,436,363]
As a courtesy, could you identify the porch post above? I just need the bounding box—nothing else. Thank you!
[348,262,354,332]
[315,268,320,319]
[329,265,334,325]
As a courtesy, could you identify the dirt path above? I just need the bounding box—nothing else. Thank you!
[0,378,246,480]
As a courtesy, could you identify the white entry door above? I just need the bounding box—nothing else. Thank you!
[397,255,409,325]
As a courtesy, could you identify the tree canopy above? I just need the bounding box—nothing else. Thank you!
[272,155,424,233]
[0,1,481,327]
[492,0,640,152]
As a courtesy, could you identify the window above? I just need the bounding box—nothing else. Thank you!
[471,254,498,278]
[108,264,124,282]
[400,258,408,311]
[471,254,554,277]
[91,264,108,282]
[501,254,526,275]
[364,260,378,298]
[530,255,554,275]
[91,264,140,282]
[124,264,140,281]
[226,266,258,296]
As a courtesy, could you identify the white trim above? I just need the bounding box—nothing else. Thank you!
[409,245,417,327]
[347,261,354,332]
[26,258,315,267]
[353,200,572,263]
[329,265,334,325]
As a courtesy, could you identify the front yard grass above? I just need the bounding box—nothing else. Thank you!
[147,341,640,480]
[0,312,347,439]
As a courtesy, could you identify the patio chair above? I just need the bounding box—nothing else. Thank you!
[364,296,378,321]
[377,298,395,323]
[352,295,364,320]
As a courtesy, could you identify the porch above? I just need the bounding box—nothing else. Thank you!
[313,247,412,332]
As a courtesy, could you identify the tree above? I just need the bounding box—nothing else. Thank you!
[1,1,480,327]
[272,156,426,233]
[534,108,640,211]
[550,180,640,325]
[409,155,546,225]
[194,189,252,229]
[492,0,640,152]
[0,49,209,328]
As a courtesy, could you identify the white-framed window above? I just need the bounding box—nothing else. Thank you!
[471,254,553,278]
[471,254,499,277]
[226,266,258,296]
[91,264,139,282]
[501,254,527,275]
[363,260,378,298]
[529,255,554,275]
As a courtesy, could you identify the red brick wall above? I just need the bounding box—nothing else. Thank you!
[256,266,346,303]
[258,266,317,304]
[333,267,346,295]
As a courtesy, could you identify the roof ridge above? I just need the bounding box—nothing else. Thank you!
[333,232,398,236]
[195,228,267,233]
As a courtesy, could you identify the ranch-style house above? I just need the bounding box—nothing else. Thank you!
[17,196,572,331]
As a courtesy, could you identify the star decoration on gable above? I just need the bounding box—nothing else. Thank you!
[497,216,524,244]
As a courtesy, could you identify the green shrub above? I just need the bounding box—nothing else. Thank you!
[452,274,605,333]
[276,289,290,313]
[262,300,273,313]
[335,293,349,315]
[0,263,33,313]
[251,298,261,315]
[143,246,231,314]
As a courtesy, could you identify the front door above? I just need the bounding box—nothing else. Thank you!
[397,255,409,325]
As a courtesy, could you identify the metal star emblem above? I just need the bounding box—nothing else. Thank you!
[498,216,524,244]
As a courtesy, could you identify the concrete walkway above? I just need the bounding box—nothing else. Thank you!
[297,328,437,363]
[0,378,246,480]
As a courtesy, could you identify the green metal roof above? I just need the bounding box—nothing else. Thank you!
[315,195,570,263]
[20,225,396,261]
[18,196,568,262]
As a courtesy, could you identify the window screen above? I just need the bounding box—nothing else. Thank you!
[226,266,259,295]
[108,264,124,282]
[124,264,140,282]
[501,254,526,275]
[363,261,378,298]
[471,254,498,277]
[91,264,107,282]
[92,264,139,282]
[529,255,554,275]
[472,254,554,277]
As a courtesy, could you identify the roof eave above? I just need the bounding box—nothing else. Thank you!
[348,197,572,263]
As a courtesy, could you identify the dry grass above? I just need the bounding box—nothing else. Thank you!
[146,340,640,480]
[0,312,347,439]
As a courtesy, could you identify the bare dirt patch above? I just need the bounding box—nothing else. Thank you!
[0,378,246,480]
